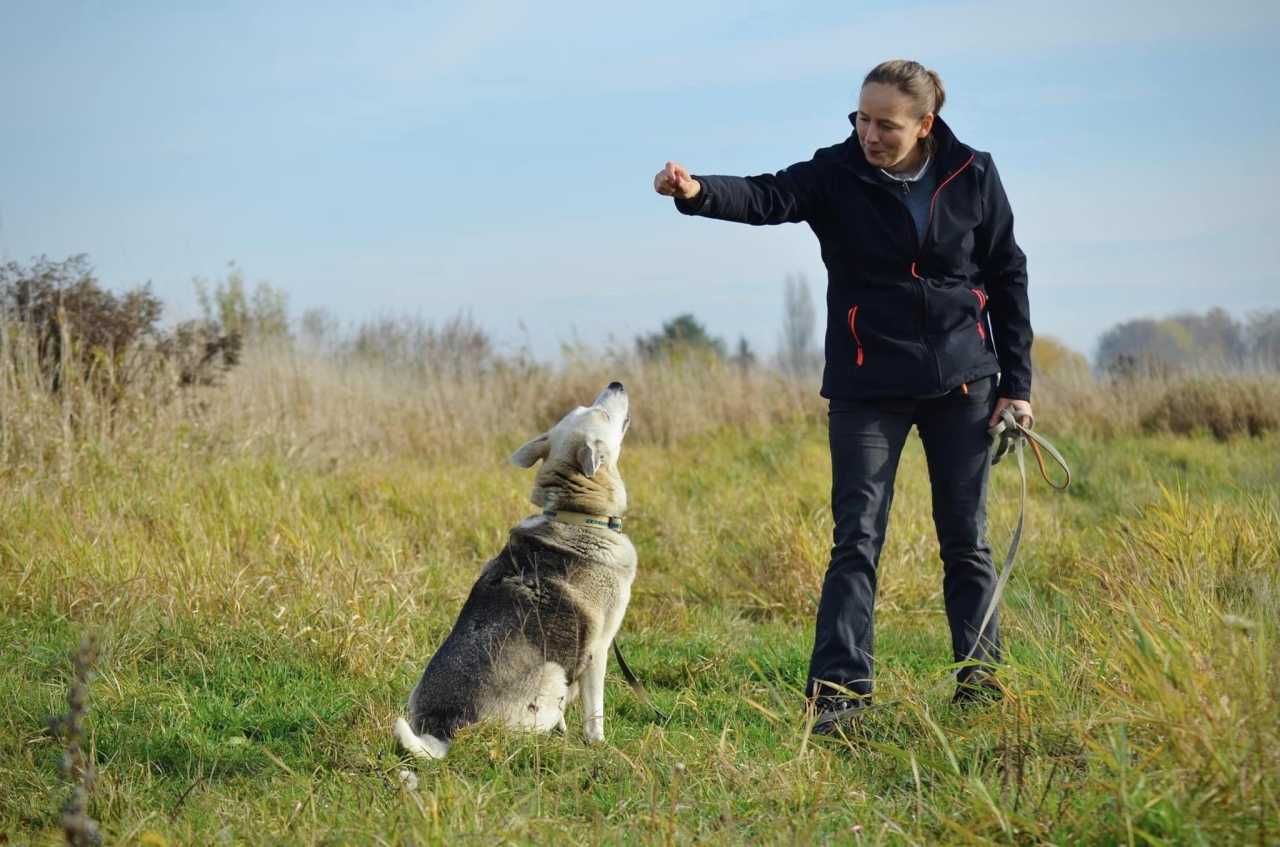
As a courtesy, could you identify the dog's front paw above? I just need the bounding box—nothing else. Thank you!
[583,717,605,744]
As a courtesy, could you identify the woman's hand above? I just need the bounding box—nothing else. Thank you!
[654,161,701,200]
[989,397,1033,429]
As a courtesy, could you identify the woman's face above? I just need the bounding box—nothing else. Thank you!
[856,82,934,170]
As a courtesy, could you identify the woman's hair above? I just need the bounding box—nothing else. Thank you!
[863,60,945,116]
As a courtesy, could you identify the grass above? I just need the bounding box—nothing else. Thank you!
[1,346,1278,844]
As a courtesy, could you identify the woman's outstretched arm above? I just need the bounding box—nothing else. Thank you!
[654,158,825,225]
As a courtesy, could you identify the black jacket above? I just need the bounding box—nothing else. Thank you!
[676,114,1032,401]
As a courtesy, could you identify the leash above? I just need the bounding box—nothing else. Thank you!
[612,640,669,722]
[959,407,1071,669]
[988,408,1071,491]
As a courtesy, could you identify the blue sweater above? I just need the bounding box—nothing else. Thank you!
[877,156,936,243]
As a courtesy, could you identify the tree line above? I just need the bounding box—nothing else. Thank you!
[1096,307,1280,375]
[4,255,1276,390]
[641,278,1280,379]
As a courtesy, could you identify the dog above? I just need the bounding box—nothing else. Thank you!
[394,382,635,759]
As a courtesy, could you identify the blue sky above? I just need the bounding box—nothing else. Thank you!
[3,1,1278,362]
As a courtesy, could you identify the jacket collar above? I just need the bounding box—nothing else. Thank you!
[842,112,971,181]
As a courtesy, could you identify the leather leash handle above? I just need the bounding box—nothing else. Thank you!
[1022,423,1072,490]
[612,639,669,723]
[989,408,1071,490]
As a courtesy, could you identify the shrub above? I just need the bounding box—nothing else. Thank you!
[1031,335,1089,379]
[1140,376,1280,440]
[0,255,243,402]
[0,255,163,396]
[156,320,243,387]
[344,312,494,377]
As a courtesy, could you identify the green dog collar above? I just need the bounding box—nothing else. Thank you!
[542,510,624,533]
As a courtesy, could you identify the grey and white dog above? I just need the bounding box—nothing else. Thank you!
[394,382,635,759]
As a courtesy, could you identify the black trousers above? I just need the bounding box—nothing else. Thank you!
[806,375,1001,702]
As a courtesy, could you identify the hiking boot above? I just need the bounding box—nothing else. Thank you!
[811,697,870,736]
[952,672,1003,706]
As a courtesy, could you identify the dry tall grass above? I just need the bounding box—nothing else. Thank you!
[3,320,1278,843]
[5,321,1277,483]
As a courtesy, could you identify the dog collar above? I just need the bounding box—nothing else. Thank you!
[542,509,624,533]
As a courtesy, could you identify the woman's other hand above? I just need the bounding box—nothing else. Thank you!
[654,161,701,200]
[990,397,1033,429]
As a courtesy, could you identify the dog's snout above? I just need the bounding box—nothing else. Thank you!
[607,381,624,392]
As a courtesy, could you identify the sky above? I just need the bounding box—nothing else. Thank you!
[3,0,1279,363]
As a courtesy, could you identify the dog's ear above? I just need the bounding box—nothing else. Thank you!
[510,433,550,468]
[576,440,604,478]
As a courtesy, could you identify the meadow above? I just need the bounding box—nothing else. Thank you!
[1,335,1277,845]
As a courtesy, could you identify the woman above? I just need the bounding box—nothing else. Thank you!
[653,60,1033,731]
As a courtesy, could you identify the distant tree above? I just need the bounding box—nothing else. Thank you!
[778,273,820,377]
[347,311,493,377]
[730,336,757,372]
[1246,309,1280,369]
[1191,307,1247,366]
[636,313,726,361]
[1097,318,1189,375]
[1095,309,1250,375]
[299,307,340,351]
[1095,303,1254,373]
[249,280,290,342]
[194,262,290,344]
[1031,336,1090,379]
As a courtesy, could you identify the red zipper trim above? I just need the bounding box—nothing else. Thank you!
[927,153,976,232]
[847,306,864,366]
[971,287,988,341]
[910,153,977,278]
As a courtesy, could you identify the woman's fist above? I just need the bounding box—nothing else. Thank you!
[654,161,701,200]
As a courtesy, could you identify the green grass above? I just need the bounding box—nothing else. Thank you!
[2,420,1277,845]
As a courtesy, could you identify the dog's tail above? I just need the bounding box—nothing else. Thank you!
[394,716,450,760]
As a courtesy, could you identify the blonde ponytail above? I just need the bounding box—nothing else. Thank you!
[863,60,946,116]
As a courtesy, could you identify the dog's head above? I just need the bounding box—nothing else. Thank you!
[510,382,630,516]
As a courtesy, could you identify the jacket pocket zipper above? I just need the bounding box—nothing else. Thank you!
[970,288,988,342]
[847,306,864,366]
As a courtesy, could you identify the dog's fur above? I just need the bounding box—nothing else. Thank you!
[394,383,635,759]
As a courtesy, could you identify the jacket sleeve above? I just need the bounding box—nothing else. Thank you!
[974,155,1033,401]
[674,156,825,225]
